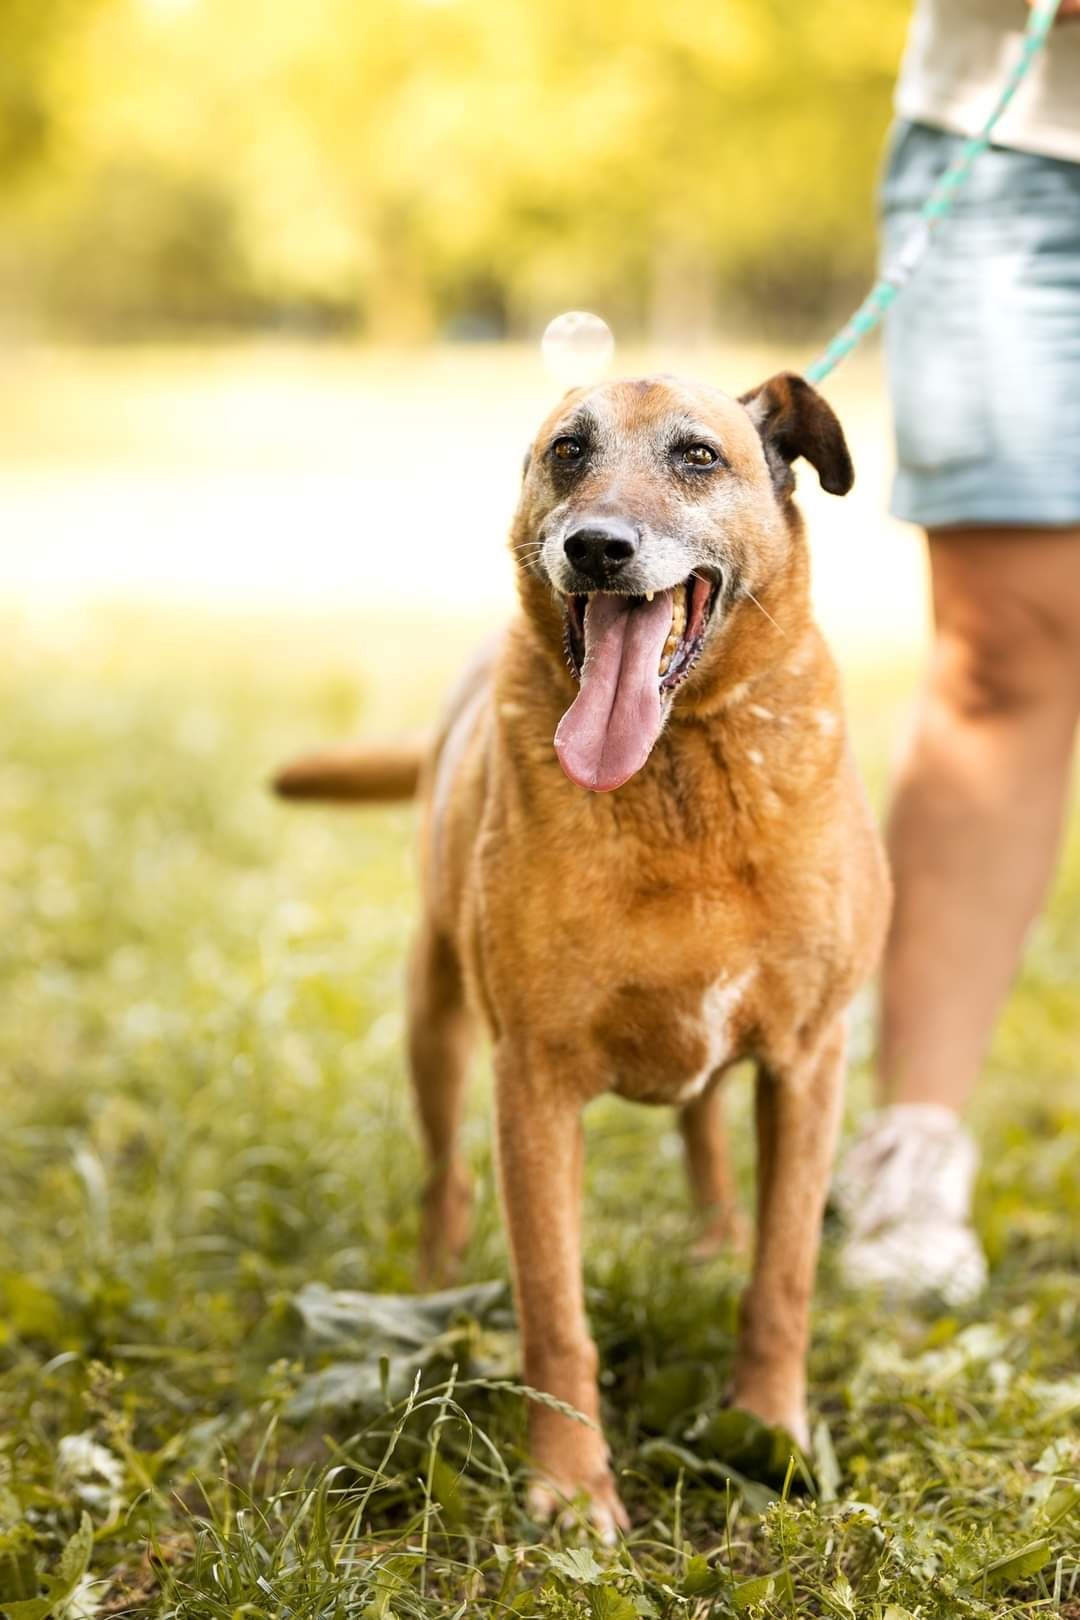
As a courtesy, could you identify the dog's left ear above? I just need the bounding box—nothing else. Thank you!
[739,372,854,499]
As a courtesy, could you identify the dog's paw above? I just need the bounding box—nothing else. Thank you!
[417,1167,473,1288]
[724,1390,810,1457]
[689,1206,750,1262]
[526,1474,630,1544]
[696,1404,808,1486]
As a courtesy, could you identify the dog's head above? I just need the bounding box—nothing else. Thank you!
[511,371,853,793]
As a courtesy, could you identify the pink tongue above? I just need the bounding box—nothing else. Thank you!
[554,591,673,792]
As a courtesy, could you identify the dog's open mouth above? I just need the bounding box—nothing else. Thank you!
[562,574,716,690]
[554,573,718,794]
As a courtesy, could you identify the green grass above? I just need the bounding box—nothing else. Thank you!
[0,610,1077,1619]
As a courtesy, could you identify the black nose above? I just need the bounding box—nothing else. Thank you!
[563,519,640,582]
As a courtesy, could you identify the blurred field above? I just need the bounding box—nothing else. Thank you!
[0,344,1078,1614]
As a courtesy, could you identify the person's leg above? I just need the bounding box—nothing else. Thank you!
[849,120,1080,1300]
[880,526,1080,1110]
[838,527,1080,1302]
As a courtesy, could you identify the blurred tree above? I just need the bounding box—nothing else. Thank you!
[1,0,84,182]
[0,0,910,339]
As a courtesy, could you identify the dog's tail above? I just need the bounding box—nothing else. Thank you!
[272,739,426,803]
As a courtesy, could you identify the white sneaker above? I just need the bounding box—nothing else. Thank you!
[834,1104,989,1306]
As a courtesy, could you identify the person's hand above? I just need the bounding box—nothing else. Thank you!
[1027,0,1080,20]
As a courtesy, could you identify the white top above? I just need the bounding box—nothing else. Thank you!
[895,0,1080,163]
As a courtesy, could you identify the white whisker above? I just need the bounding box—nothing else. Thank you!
[512,544,547,567]
[744,588,784,636]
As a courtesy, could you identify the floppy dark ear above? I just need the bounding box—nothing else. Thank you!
[739,372,854,498]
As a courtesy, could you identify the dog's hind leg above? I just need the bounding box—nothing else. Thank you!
[679,1081,748,1259]
[408,925,476,1287]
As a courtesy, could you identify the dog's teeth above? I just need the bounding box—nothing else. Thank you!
[658,583,691,677]
[658,628,681,676]
[645,591,654,603]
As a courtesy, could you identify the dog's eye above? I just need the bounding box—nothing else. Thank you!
[552,436,584,462]
[682,443,718,467]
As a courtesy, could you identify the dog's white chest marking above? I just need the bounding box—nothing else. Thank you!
[677,967,756,1102]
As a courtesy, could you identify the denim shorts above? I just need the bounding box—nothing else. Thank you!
[882,118,1080,529]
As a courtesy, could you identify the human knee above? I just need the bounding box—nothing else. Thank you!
[930,591,1079,722]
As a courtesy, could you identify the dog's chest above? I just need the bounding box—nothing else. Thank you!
[593,966,756,1105]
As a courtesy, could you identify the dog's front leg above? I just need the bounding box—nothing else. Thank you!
[494,1043,627,1539]
[731,1020,846,1449]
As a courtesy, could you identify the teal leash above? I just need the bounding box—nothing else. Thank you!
[804,0,1063,385]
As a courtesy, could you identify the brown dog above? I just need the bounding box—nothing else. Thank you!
[276,372,890,1536]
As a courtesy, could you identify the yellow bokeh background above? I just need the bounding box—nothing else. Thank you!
[4,0,908,339]
[1,0,924,652]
